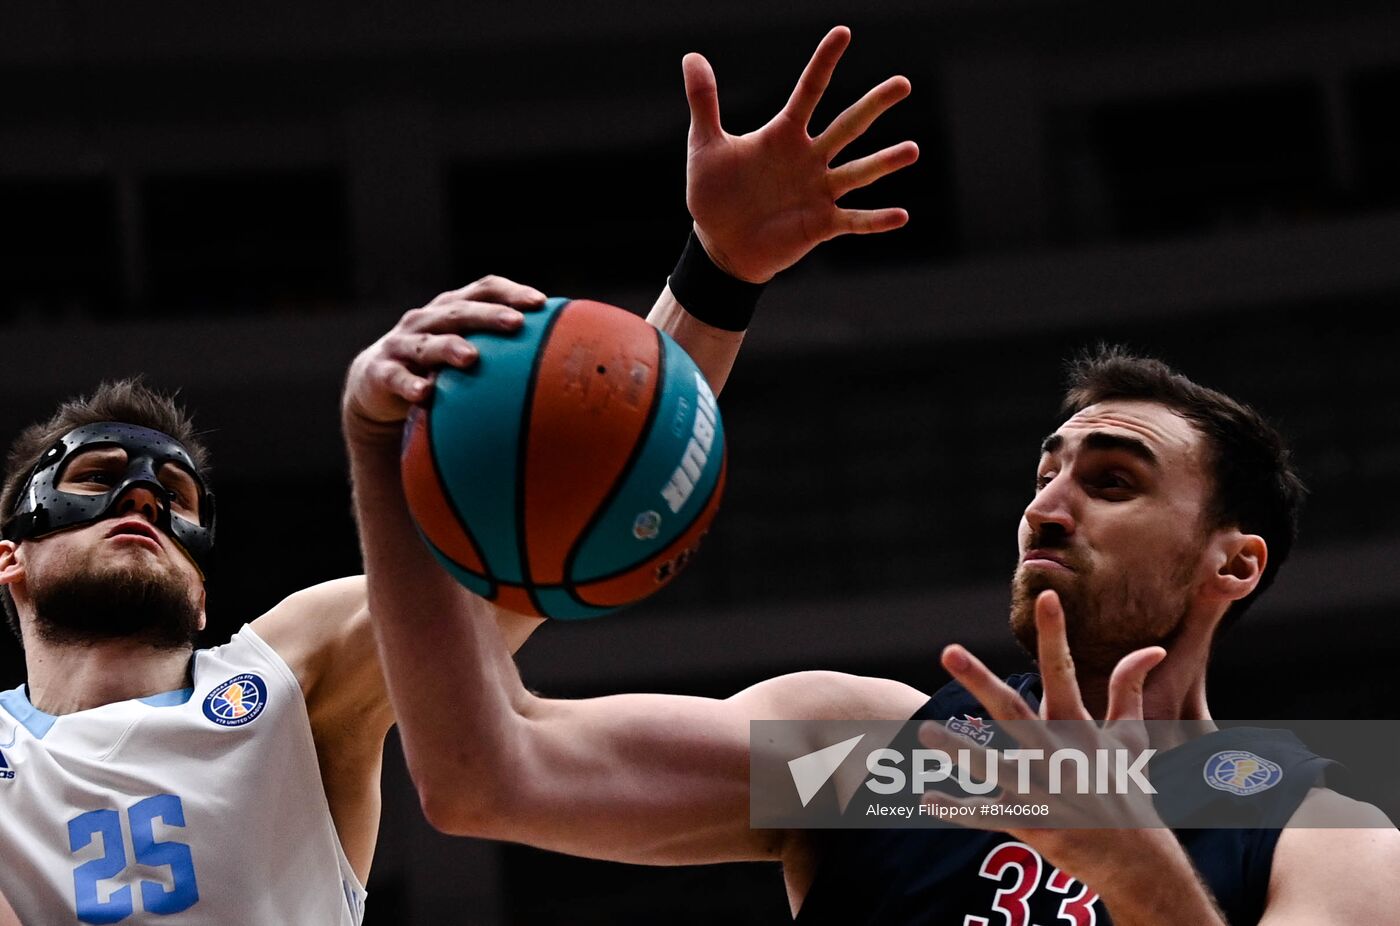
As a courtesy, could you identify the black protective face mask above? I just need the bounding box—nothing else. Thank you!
[2,422,216,576]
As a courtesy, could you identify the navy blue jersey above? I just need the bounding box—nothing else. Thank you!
[795,675,1336,926]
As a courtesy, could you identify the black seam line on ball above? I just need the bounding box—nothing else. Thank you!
[514,301,567,616]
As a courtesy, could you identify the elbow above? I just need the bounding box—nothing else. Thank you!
[409,750,528,838]
[414,766,501,836]
[405,700,546,836]
[417,780,489,836]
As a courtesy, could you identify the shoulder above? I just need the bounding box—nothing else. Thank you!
[1265,789,1400,923]
[248,576,369,684]
[245,576,392,740]
[253,576,368,628]
[728,670,929,722]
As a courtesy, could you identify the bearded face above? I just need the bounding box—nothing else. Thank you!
[1012,400,1216,676]
[5,446,207,651]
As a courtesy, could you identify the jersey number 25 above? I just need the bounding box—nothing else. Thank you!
[67,793,199,924]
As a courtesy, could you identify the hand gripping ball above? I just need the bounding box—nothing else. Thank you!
[401,297,726,619]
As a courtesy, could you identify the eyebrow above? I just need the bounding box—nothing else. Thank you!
[158,462,199,491]
[66,447,124,463]
[1039,431,1159,467]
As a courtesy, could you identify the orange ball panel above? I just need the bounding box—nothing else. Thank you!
[490,583,539,616]
[522,301,661,584]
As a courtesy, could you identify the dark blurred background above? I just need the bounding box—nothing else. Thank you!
[3,0,1399,922]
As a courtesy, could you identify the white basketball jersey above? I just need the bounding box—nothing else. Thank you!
[0,626,367,925]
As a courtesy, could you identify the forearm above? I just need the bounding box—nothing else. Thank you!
[1088,830,1226,926]
[646,284,746,394]
[342,416,528,824]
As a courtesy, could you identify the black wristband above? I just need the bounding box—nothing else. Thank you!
[666,230,767,332]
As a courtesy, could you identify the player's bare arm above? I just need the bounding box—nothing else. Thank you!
[0,887,17,926]
[435,667,925,866]
[1259,790,1400,924]
[340,414,927,882]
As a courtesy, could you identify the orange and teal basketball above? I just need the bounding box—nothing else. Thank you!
[400,297,726,619]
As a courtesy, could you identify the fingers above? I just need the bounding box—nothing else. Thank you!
[833,207,909,237]
[829,141,919,197]
[816,74,911,159]
[430,275,547,310]
[1105,646,1167,724]
[682,52,723,146]
[1035,591,1092,721]
[782,26,852,131]
[941,645,1038,724]
[399,300,527,335]
[372,358,434,405]
[384,332,480,372]
[374,326,488,408]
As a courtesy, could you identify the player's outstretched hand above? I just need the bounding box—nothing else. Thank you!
[343,276,546,435]
[683,25,919,284]
[917,591,1174,885]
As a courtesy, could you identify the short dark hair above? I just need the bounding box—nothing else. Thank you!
[0,379,211,641]
[1061,345,1305,633]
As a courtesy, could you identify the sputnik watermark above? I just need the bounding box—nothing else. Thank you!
[750,718,1400,830]
[864,746,1155,796]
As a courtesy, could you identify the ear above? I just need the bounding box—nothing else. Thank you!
[1202,530,1267,603]
[0,540,22,587]
[196,585,207,633]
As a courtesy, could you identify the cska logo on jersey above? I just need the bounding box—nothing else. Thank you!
[0,749,13,781]
[946,714,995,747]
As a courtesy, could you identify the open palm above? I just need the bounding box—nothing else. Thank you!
[684,26,919,283]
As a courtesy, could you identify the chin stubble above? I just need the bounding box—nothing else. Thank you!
[29,558,201,651]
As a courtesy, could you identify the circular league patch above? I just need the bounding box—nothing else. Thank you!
[1203,749,1283,796]
[202,674,268,727]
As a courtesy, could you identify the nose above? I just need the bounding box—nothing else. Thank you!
[115,484,162,523]
[1023,472,1076,540]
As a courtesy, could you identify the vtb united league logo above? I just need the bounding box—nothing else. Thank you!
[945,714,995,747]
[202,674,268,727]
[1203,750,1282,796]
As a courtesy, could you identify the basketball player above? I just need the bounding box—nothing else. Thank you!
[350,346,1400,915]
[0,27,915,922]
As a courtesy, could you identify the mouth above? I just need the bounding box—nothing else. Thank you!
[1021,549,1073,572]
[105,519,162,553]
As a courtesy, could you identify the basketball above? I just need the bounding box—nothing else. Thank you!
[400,297,727,619]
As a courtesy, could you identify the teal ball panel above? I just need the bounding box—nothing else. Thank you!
[428,296,568,584]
